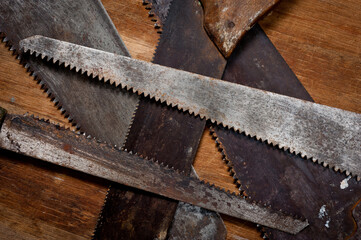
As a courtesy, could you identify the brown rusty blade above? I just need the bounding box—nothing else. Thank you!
[0,0,138,147]
[0,111,308,234]
[213,24,361,239]
[94,0,227,238]
[200,0,279,57]
[20,35,361,180]
[350,200,361,239]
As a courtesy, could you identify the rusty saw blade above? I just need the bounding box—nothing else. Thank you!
[93,0,227,239]
[0,0,138,147]
[20,35,361,179]
[200,0,279,58]
[0,107,308,234]
[213,23,361,239]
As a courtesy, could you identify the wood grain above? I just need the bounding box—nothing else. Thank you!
[259,0,361,114]
[0,0,360,239]
[0,149,108,240]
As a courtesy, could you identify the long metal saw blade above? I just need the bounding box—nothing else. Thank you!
[0,108,308,234]
[20,35,361,179]
[93,0,227,239]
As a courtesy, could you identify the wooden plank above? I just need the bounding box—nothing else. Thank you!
[0,149,108,239]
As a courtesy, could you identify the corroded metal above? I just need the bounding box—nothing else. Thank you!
[0,0,138,146]
[214,24,361,239]
[94,0,227,238]
[167,202,227,240]
[20,36,361,179]
[0,113,308,234]
[201,0,279,57]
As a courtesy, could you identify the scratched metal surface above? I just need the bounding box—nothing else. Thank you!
[20,35,361,180]
[94,0,227,238]
[213,24,361,239]
[0,0,138,146]
[0,113,308,234]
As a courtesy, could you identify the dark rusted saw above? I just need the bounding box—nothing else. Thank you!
[93,0,227,238]
[142,1,361,239]
[212,23,361,239]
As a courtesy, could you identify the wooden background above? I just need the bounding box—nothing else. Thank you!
[0,0,360,239]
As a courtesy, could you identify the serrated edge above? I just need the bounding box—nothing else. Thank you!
[1,32,82,131]
[142,0,165,34]
[90,184,112,240]
[209,126,308,222]
[121,100,140,149]
[210,124,361,238]
[8,112,307,229]
[209,125,285,239]
[209,126,244,194]
[1,33,143,237]
[142,0,174,62]
[21,45,361,182]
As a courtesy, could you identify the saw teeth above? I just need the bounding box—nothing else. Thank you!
[121,100,139,149]
[1,33,82,133]
[21,38,361,181]
[209,126,244,194]
[91,183,112,240]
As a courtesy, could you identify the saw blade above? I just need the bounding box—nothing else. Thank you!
[93,0,228,238]
[200,0,280,58]
[20,35,361,179]
[0,110,308,234]
[0,0,139,147]
[212,23,361,239]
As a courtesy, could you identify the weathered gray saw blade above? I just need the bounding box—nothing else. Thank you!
[0,0,138,146]
[0,109,308,234]
[20,36,361,179]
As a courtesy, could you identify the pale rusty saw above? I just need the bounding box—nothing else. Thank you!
[0,107,308,234]
[19,35,361,180]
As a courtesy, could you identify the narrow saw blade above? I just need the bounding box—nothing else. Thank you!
[0,111,308,234]
[20,35,361,179]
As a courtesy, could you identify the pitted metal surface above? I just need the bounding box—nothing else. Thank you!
[0,113,308,234]
[20,36,361,179]
[0,0,138,146]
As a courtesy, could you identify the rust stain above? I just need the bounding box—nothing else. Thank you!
[345,197,361,240]
[63,143,74,154]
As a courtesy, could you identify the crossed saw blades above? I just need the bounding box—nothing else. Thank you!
[0,107,308,234]
[19,35,361,180]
